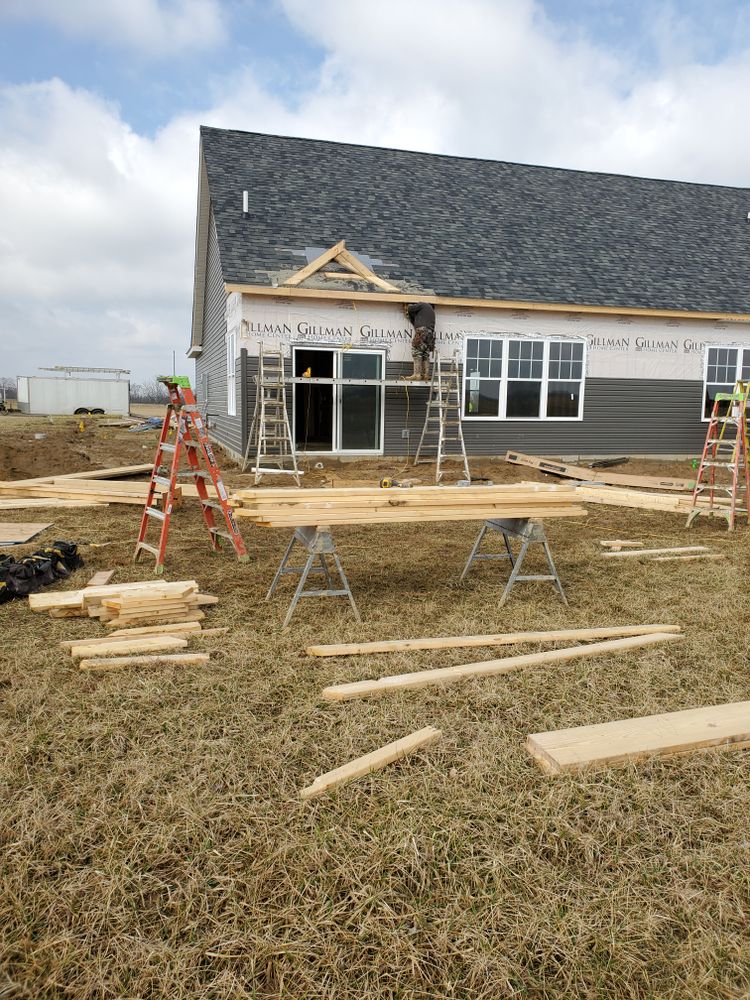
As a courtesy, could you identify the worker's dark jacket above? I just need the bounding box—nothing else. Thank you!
[407,303,435,332]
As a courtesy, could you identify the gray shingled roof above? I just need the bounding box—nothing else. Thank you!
[200,126,750,314]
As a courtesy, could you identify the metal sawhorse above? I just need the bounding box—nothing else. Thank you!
[266,525,361,628]
[460,517,568,606]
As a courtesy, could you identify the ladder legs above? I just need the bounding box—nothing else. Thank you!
[414,354,470,483]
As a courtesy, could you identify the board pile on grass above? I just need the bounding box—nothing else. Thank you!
[28,579,218,626]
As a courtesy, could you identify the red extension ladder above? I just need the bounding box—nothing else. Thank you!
[134,378,249,573]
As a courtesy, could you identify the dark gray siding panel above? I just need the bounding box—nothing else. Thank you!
[384,369,707,457]
[238,355,707,459]
[194,207,243,457]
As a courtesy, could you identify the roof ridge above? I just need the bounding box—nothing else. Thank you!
[199,125,750,193]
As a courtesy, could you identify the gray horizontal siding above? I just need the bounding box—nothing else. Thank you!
[236,355,708,459]
[194,207,244,458]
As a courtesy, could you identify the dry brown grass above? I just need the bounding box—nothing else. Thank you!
[2,426,750,997]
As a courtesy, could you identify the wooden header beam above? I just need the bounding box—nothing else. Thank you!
[225,281,750,324]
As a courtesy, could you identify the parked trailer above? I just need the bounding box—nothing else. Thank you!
[16,376,130,416]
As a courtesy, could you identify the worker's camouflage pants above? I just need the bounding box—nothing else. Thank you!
[411,327,434,361]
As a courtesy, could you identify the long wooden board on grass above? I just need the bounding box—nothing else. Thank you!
[306,624,683,657]
[505,451,695,491]
[527,701,750,773]
[299,726,442,799]
[321,632,684,701]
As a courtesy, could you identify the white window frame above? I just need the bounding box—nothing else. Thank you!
[701,344,750,421]
[226,331,236,417]
[461,335,586,421]
[290,345,386,455]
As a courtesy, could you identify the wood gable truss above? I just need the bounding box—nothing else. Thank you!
[283,240,400,292]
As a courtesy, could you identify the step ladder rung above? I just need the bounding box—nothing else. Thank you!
[135,541,160,557]
[153,475,172,488]
[144,505,166,521]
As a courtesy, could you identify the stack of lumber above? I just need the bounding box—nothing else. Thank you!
[505,451,695,491]
[229,483,587,527]
[527,701,750,773]
[59,620,227,671]
[28,579,218,627]
[0,464,162,509]
[574,484,725,513]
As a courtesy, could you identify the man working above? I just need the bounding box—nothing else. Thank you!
[404,302,436,381]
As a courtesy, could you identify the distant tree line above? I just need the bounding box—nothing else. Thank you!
[129,379,170,404]
[0,377,17,400]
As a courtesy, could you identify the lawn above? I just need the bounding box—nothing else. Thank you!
[1,416,749,998]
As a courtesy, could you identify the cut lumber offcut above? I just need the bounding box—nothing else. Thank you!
[70,636,188,660]
[299,726,442,799]
[602,545,710,559]
[79,652,210,671]
[103,610,205,628]
[107,621,204,637]
[306,624,683,657]
[0,522,52,545]
[527,700,750,773]
[195,594,219,605]
[505,451,695,491]
[0,499,106,510]
[86,571,115,587]
[599,540,644,550]
[651,553,725,562]
[321,632,684,701]
[28,579,199,612]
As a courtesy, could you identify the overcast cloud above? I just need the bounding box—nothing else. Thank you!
[1,0,749,382]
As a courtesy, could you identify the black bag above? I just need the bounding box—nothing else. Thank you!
[20,554,58,589]
[0,556,15,604]
[49,540,84,574]
[3,560,37,598]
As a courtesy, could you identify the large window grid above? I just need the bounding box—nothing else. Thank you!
[703,345,750,418]
[463,337,585,420]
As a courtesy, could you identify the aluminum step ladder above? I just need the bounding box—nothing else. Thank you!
[686,380,750,531]
[413,354,470,483]
[134,377,249,573]
[242,345,301,485]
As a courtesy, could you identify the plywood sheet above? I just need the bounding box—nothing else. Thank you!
[0,522,52,545]
[528,701,750,773]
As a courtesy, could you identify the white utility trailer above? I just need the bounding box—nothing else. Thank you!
[16,367,130,415]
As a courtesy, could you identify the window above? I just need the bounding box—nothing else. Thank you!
[703,345,750,418]
[226,331,236,416]
[463,337,585,420]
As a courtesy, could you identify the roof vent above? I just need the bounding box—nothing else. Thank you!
[242,190,249,218]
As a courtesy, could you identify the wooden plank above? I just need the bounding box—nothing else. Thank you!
[240,505,587,528]
[1,463,152,489]
[527,701,750,773]
[283,240,346,287]
[61,630,194,650]
[70,636,188,659]
[299,726,442,799]
[321,632,684,701]
[306,624,683,657]
[600,540,644,550]
[224,279,750,323]
[0,522,52,544]
[79,652,209,671]
[103,611,205,628]
[0,499,106,510]
[334,248,400,293]
[505,451,695,491]
[651,553,726,562]
[107,621,204,637]
[86,571,115,587]
[601,546,710,559]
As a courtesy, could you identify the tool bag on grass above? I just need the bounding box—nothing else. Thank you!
[0,556,38,600]
[35,541,84,577]
[19,553,58,589]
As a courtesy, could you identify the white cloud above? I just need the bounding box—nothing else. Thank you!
[2,0,750,383]
[1,0,226,55]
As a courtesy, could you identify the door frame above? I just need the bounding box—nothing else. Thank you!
[291,344,386,455]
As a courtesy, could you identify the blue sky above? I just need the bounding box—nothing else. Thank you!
[1,0,749,383]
